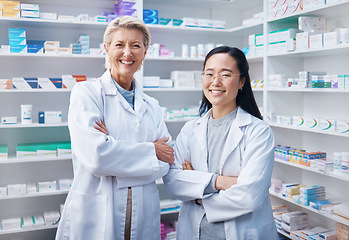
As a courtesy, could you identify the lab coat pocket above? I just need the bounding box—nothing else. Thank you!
[65,191,107,240]
[245,221,277,240]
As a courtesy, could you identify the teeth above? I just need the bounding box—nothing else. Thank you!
[211,90,223,93]
[121,60,133,65]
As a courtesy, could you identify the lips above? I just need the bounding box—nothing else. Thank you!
[120,60,135,65]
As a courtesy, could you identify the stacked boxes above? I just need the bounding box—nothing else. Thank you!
[2,1,20,18]
[38,77,62,89]
[115,0,137,17]
[268,28,298,54]
[79,34,90,55]
[171,71,202,89]
[281,211,308,234]
[300,185,326,206]
[8,28,27,53]
[20,3,39,19]
[44,40,59,54]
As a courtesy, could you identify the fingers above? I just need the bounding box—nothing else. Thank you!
[94,119,108,135]
[182,159,194,170]
[154,137,169,143]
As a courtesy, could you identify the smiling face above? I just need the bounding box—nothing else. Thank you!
[202,53,245,118]
[105,28,146,90]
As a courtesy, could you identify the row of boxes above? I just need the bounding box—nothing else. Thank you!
[0,179,72,197]
[0,75,86,90]
[142,9,226,29]
[16,141,71,158]
[0,210,61,231]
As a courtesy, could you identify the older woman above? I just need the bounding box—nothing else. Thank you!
[56,16,174,240]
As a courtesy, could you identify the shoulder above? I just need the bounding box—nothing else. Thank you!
[245,114,274,141]
[70,78,103,102]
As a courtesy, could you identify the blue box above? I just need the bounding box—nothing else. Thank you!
[143,9,158,24]
[9,28,26,38]
[50,78,63,88]
[10,45,27,53]
[27,44,44,53]
[25,78,38,88]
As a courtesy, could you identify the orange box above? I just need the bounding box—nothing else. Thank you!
[3,1,20,10]
[3,9,20,18]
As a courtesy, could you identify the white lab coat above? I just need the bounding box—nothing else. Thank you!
[163,107,278,240]
[55,70,170,240]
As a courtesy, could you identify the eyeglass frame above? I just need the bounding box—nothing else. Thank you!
[201,70,241,82]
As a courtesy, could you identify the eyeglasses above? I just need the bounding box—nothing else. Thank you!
[202,71,241,82]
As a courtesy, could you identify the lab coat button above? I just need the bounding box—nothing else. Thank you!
[119,206,124,211]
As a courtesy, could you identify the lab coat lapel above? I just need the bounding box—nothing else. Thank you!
[219,107,252,172]
[100,70,136,114]
[193,110,211,172]
[134,80,147,120]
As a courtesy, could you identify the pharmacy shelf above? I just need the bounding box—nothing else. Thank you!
[160,209,180,215]
[247,56,263,63]
[146,24,230,34]
[267,43,349,58]
[267,88,349,93]
[145,56,204,61]
[0,52,104,59]
[268,0,349,23]
[0,224,57,236]
[0,89,71,93]
[165,119,193,123]
[277,229,292,239]
[274,158,349,183]
[229,22,264,37]
[269,191,349,227]
[0,155,72,165]
[0,123,68,129]
[267,122,349,138]
[0,16,108,28]
[0,190,68,201]
[143,87,202,92]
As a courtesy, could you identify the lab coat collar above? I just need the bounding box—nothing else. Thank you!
[100,70,148,118]
[194,107,252,173]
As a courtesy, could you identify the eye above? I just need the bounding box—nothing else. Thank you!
[115,43,123,47]
[133,44,141,48]
[205,73,214,77]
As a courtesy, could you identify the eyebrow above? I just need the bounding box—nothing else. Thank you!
[205,68,234,73]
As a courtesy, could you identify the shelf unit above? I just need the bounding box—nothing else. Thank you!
[0,0,266,239]
[264,0,349,233]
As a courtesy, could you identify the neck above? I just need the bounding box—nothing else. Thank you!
[110,70,133,91]
[212,104,237,119]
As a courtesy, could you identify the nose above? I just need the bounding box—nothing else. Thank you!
[211,74,222,86]
[123,45,132,57]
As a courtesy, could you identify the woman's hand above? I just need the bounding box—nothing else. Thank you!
[153,137,174,166]
[182,159,194,170]
[94,119,108,135]
[215,175,238,191]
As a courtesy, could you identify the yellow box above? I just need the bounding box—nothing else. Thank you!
[3,1,20,10]
[3,9,20,18]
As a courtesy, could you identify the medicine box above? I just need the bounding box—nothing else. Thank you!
[172,19,183,27]
[17,143,37,158]
[62,75,77,89]
[336,120,349,133]
[1,217,22,231]
[198,19,213,28]
[296,32,311,50]
[38,77,59,89]
[212,20,226,29]
[1,116,17,124]
[10,45,27,53]
[58,178,73,191]
[317,119,335,132]
[309,34,323,49]
[7,183,26,196]
[21,10,40,18]
[0,144,8,160]
[183,17,198,27]
[40,12,57,20]
[12,77,32,89]
[38,111,62,124]
[143,9,158,24]
[20,3,39,11]
[37,180,57,192]
[33,215,45,228]
[36,143,58,157]
[56,141,72,156]
[323,31,340,47]
[44,211,60,225]
[22,216,34,229]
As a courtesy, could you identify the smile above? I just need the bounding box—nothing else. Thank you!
[120,60,135,65]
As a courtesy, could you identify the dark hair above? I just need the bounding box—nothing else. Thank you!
[199,46,262,120]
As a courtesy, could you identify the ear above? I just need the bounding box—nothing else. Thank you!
[239,77,246,90]
[104,43,109,53]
